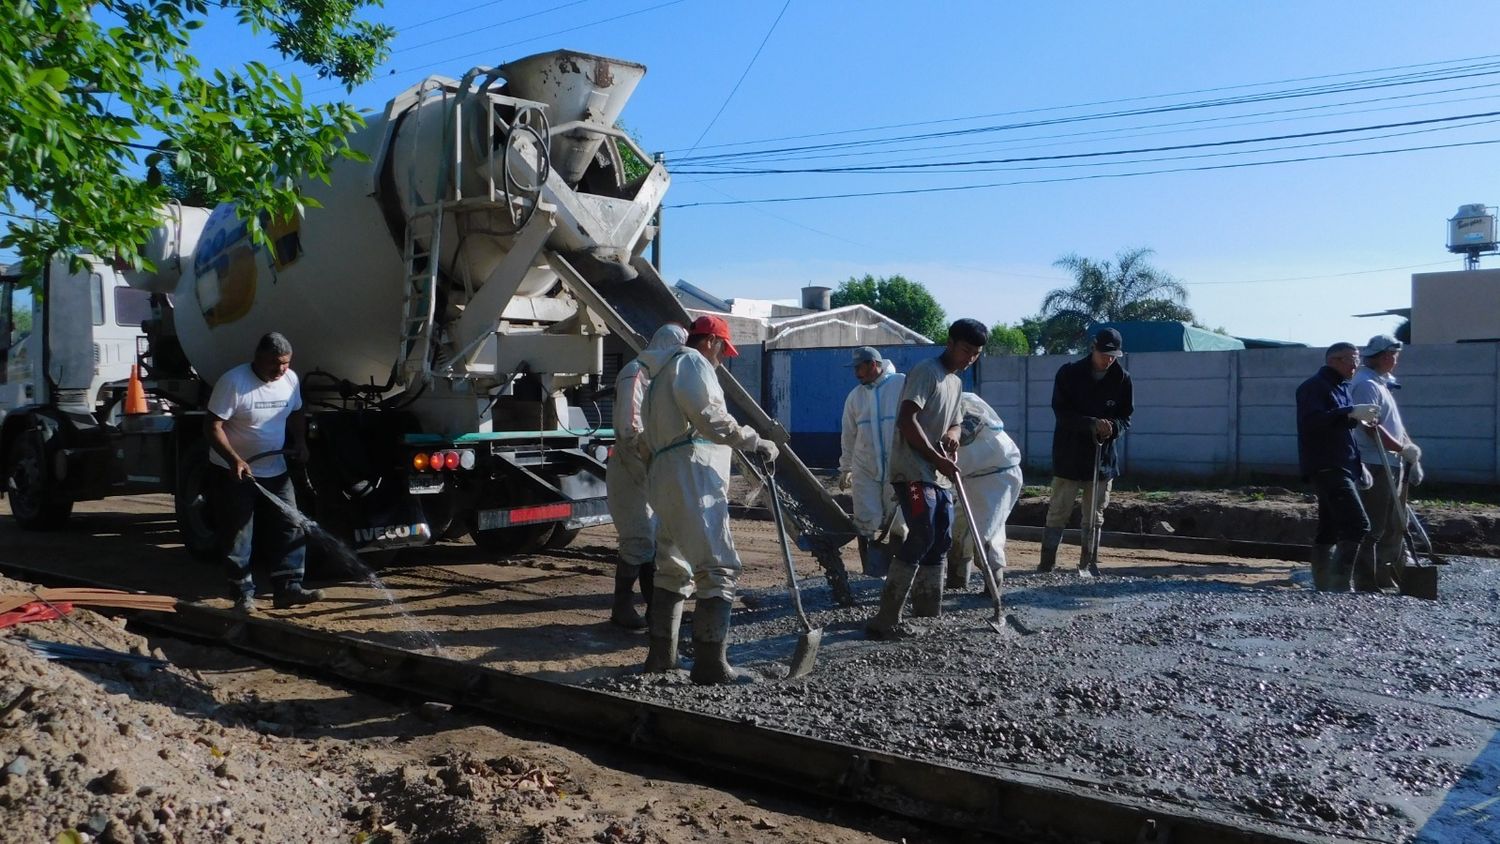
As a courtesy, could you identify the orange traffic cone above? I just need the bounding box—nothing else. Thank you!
[125,364,148,415]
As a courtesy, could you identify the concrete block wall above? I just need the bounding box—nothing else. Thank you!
[969,343,1500,485]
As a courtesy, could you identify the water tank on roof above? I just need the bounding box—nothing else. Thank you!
[1447,203,1498,253]
[801,285,831,311]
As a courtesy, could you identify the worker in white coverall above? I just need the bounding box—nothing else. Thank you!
[947,393,1024,591]
[838,346,905,576]
[637,314,779,685]
[1350,333,1424,592]
[606,323,688,628]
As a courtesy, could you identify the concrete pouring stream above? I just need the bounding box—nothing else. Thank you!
[2,494,1497,841]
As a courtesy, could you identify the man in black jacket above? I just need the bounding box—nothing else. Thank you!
[1295,342,1380,591]
[1039,328,1134,575]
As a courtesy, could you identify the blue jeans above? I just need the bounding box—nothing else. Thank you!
[1311,468,1371,545]
[211,467,308,599]
[893,482,953,567]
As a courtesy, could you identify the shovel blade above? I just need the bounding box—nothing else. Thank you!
[1398,566,1439,601]
[786,628,823,679]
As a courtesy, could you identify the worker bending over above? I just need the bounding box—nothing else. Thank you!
[838,346,906,575]
[1296,342,1378,591]
[947,393,1024,591]
[865,318,987,638]
[606,324,687,628]
[1039,328,1133,575]
[1350,334,1422,591]
[637,315,779,684]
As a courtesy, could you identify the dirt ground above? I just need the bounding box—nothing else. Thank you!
[0,567,965,844]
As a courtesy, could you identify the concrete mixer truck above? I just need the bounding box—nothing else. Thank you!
[0,50,858,596]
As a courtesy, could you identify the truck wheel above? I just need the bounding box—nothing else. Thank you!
[174,446,218,562]
[4,426,73,530]
[470,519,552,556]
[544,524,581,549]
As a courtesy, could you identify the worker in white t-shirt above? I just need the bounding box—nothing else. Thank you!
[204,332,321,614]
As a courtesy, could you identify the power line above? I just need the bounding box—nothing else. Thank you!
[679,0,792,159]
[672,110,1500,175]
[667,136,1500,208]
[388,0,593,56]
[661,51,1500,156]
[673,62,1500,166]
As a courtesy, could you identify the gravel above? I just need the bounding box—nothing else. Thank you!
[598,557,1500,842]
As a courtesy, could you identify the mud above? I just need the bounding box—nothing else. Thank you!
[601,561,1500,842]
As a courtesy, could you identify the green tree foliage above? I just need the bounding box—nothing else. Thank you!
[1,0,395,273]
[830,274,947,341]
[1027,248,1195,354]
[985,323,1030,355]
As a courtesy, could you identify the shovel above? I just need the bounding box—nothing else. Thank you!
[1079,439,1103,578]
[951,468,1032,636]
[763,463,823,679]
[1368,431,1439,601]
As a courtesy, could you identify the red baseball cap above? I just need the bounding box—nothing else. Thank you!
[689,314,739,357]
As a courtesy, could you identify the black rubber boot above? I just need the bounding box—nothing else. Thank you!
[610,563,646,629]
[1038,527,1063,572]
[643,588,684,672]
[688,597,753,685]
[857,536,870,575]
[865,559,919,638]
[1309,544,1335,591]
[910,562,945,617]
[1351,544,1381,593]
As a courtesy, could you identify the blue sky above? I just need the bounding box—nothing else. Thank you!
[19,1,1500,346]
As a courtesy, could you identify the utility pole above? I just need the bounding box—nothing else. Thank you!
[650,152,664,273]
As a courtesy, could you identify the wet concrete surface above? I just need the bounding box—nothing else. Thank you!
[600,560,1500,842]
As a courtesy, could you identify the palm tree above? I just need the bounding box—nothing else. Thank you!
[1034,247,1194,353]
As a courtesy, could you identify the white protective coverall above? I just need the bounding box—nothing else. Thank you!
[838,360,906,537]
[952,392,1024,576]
[607,324,688,567]
[637,344,769,600]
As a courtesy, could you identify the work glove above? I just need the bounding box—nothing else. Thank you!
[1408,461,1425,486]
[752,438,780,464]
[1399,441,1422,463]
[838,470,853,490]
[1349,404,1380,424]
[1358,464,1374,491]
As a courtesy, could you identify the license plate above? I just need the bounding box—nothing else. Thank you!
[408,475,445,495]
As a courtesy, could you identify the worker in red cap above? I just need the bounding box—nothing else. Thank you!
[635,314,780,684]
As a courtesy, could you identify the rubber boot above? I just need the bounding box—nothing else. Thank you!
[1327,541,1361,593]
[689,596,753,685]
[1038,527,1063,572]
[857,536,871,576]
[945,555,972,591]
[643,588,684,672]
[1079,526,1102,578]
[865,559,919,639]
[1309,544,1334,591]
[639,562,656,618]
[610,563,646,629]
[910,562,946,617]
[1351,543,1380,593]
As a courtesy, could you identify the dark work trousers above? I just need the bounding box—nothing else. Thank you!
[1311,468,1371,545]
[894,481,954,567]
[211,467,309,599]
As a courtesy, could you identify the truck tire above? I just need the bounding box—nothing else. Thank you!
[544,523,581,549]
[470,519,552,556]
[4,425,74,530]
[174,445,219,562]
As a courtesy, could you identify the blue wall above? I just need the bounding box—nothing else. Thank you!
[766,345,976,469]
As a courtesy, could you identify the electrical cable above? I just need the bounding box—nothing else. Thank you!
[661,51,1500,155]
[678,0,792,160]
[667,136,1500,208]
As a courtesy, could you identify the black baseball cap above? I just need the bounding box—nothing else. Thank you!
[1093,327,1124,357]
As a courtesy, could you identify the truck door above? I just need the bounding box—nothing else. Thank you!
[0,274,40,419]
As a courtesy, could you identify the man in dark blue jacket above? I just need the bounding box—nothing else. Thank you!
[1039,328,1134,575]
[1295,342,1380,591]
